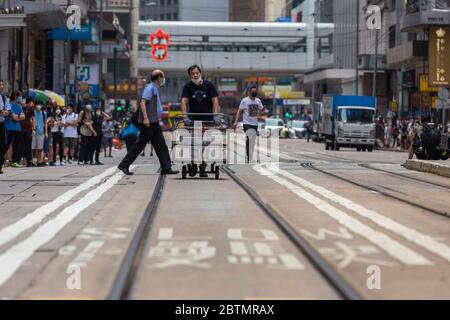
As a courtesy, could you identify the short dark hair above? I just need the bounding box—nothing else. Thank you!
[0,79,3,83]
[151,70,163,82]
[187,64,201,76]
[10,91,20,101]
[248,85,258,92]
[421,114,431,123]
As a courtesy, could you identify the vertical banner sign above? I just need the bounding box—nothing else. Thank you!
[429,27,450,87]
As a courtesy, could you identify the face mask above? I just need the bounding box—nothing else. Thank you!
[191,77,202,86]
[96,111,101,116]
[36,105,42,111]
[56,109,61,115]
[250,92,257,98]
[160,77,166,86]
[85,105,92,111]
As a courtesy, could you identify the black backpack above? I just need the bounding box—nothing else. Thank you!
[420,122,441,149]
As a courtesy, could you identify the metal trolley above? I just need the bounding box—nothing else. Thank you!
[171,113,228,179]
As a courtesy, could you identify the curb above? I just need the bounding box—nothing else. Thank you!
[402,160,450,178]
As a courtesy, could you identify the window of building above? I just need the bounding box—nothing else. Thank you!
[167,13,171,20]
[160,0,164,4]
[160,14,164,20]
[389,25,396,48]
[167,0,171,4]
[173,12,178,20]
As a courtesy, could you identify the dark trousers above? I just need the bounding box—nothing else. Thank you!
[244,124,258,162]
[52,131,64,163]
[79,135,94,163]
[0,123,5,168]
[125,136,138,152]
[91,133,103,163]
[119,123,171,170]
[21,131,33,162]
[5,130,23,164]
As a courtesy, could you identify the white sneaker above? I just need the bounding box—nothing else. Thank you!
[68,160,72,164]
[60,162,65,166]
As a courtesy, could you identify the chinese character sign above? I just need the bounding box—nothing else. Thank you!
[150,28,170,62]
[429,27,450,86]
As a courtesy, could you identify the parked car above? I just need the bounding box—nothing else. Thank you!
[264,118,287,138]
[289,120,308,138]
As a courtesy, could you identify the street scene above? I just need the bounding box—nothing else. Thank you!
[0,0,450,302]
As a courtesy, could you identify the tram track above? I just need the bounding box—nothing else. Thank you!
[108,174,166,300]
[301,162,449,218]
[222,165,362,300]
[357,163,450,190]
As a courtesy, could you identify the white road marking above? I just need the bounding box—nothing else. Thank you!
[230,242,249,255]
[70,240,105,268]
[240,256,251,264]
[300,228,354,241]
[0,169,126,287]
[254,242,273,256]
[277,254,305,270]
[268,164,450,264]
[254,164,432,266]
[0,166,117,247]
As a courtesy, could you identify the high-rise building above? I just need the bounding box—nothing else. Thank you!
[140,0,229,22]
[229,0,288,22]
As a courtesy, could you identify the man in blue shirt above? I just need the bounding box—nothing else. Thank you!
[118,69,178,175]
[4,91,25,168]
[0,79,11,173]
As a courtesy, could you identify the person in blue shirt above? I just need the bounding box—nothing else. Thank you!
[0,79,11,173]
[118,69,178,176]
[4,91,25,168]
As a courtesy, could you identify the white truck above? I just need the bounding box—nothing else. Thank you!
[320,95,376,152]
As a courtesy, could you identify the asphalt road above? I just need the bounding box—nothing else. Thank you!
[0,137,449,299]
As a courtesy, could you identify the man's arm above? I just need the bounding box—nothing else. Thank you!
[181,97,188,114]
[232,108,242,130]
[212,97,219,114]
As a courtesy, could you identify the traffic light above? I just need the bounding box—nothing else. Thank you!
[285,111,293,119]
[116,101,123,112]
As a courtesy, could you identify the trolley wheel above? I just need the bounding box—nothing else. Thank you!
[357,147,362,152]
[189,164,198,177]
[368,146,373,152]
[182,165,187,179]
[215,166,220,180]
[362,147,367,152]
[210,163,215,172]
[325,143,330,150]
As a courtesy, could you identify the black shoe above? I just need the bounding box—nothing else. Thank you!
[0,170,3,174]
[118,166,134,175]
[26,162,34,167]
[199,172,208,178]
[49,162,56,166]
[160,168,179,175]
[95,161,104,165]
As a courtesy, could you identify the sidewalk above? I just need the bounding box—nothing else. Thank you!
[402,159,450,178]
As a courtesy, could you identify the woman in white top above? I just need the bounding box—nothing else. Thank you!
[47,106,65,165]
[232,85,265,163]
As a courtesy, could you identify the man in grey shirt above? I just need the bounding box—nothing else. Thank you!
[118,69,178,176]
[0,79,11,173]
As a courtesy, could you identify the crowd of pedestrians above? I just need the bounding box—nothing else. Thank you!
[0,79,122,174]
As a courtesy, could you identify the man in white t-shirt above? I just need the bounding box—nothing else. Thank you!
[63,105,78,164]
[232,85,265,163]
